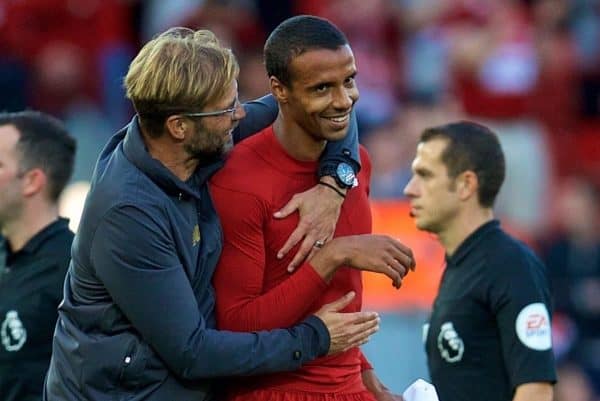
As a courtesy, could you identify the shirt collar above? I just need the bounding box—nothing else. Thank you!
[446,219,500,266]
[5,217,70,256]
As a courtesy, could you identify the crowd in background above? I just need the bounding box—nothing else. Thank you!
[0,0,598,399]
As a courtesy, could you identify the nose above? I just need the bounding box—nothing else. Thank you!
[403,176,418,198]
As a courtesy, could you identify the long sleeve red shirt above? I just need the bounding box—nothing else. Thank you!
[210,126,373,395]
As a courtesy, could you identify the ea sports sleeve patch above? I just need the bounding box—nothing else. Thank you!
[515,303,552,351]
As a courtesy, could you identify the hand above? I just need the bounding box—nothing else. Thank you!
[362,369,405,401]
[313,292,380,356]
[274,180,344,272]
[310,234,416,288]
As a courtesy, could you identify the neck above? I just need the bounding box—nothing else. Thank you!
[273,113,326,161]
[438,206,494,257]
[2,203,58,252]
[143,133,198,181]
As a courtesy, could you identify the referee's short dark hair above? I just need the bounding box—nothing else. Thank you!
[0,110,76,201]
[420,121,505,208]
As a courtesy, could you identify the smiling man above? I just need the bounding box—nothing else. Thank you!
[44,27,384,401]
[404,121,556,401]
[210,15,413,401]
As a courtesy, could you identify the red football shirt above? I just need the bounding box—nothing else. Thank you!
[210,126,373,396]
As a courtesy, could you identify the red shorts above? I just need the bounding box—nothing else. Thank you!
[225,388,378,401]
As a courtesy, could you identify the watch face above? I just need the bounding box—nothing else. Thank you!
[336,163,355,186]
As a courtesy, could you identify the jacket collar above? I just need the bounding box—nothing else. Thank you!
[122,117,223,200]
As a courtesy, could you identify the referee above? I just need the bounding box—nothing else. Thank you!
[404,121,556,401]
[0,111,76,401]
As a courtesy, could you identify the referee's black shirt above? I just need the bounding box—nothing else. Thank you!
[0,218,73,401]
[425,220,556,401]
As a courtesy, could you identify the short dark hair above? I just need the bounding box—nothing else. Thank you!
[421,121,505,208]
[264,15,349,86]
[0,110,76,201]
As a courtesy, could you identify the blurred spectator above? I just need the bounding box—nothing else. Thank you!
[0,57,28,112]
[554,362,600,401]
[363,122,410,199]
[484,118,552,234]
[0,0,137,183]
[530,0,579,130]
[540,176,600,394]
[446,2,554,233]
[393,0,456,103]
[0,0,135,130]
[237,50,270,101]
[365,95,462,199]
[570,0,600,119]
[177,0,265,50]
[139,0,205,41]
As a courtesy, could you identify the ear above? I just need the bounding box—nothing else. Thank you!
[456,170,478,201]
[165,116,187,141]
[270,76,288,104]
[21,168,47,198]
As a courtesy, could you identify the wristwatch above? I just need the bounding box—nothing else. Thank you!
[320,162,356,189]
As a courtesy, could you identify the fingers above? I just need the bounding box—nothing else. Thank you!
[322,309,380,355]
[273,195,300,219]
[286,234,318,272]
[387,257,408,278]
[280,220,335,271]
[338,312,380,352]
[342,310,379,325]
[372,257,402,288]
[389,239,416,271]
[384,256,409,286]
[305,246,318,263]
[385,267,402,289]
[342,319,380,352]
[277,224,307,259]
[378,236,416,276]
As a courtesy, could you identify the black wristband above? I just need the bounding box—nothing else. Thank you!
[318,181,346,199]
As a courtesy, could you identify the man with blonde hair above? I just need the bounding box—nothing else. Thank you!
[44,27,380,401]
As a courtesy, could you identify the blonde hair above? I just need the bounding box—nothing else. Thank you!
[124,27,239,137]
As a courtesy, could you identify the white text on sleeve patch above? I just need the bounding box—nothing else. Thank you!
[515,303,552,351]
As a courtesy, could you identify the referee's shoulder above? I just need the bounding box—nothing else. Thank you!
[485,228,546,277]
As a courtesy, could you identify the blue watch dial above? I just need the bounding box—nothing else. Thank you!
[336,162,355,187]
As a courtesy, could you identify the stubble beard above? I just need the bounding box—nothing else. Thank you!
[186,127,232,167]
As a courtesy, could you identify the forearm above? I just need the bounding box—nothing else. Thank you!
[512,382,553,401]
[183,316,329,378]
[217,262,328,332]
[319,109,361,174]
[234,94,278,143]
[309,236,358,280]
